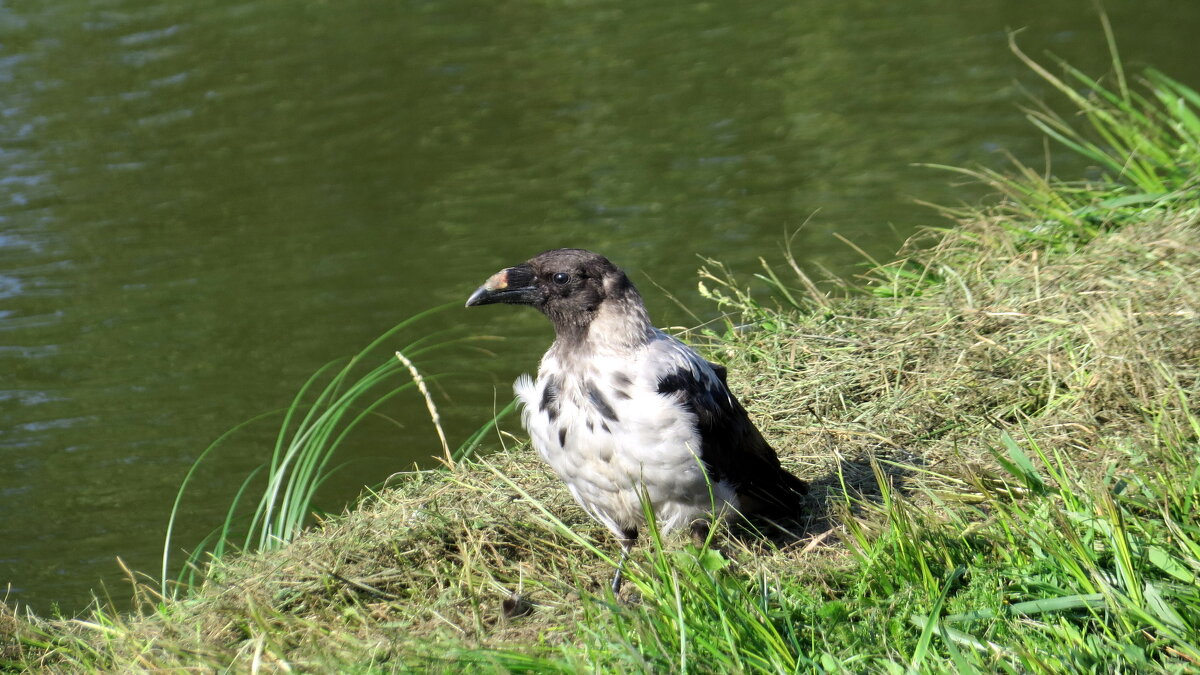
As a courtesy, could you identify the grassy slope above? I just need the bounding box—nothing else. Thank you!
[4,52,1200,674]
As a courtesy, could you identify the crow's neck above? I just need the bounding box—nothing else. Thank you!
[548,290,655,357]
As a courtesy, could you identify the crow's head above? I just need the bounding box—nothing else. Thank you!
[466,248,640,338]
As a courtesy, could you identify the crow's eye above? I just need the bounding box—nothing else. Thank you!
[552,272,570,285]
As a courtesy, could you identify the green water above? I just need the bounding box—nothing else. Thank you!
[2,0,1197,614]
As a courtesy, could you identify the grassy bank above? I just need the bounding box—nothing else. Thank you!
[5,42,1200,673]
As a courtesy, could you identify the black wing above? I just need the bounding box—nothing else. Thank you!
[654,348,807,517]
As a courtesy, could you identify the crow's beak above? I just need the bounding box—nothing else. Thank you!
[465,263,540,307]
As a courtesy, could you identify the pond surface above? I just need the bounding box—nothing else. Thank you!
[2,0,1198,614]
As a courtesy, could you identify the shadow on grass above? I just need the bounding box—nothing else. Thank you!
[731,442,929,549]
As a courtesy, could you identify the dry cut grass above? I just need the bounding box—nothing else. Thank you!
[710,212,1199,494]
[3,205,1197,672]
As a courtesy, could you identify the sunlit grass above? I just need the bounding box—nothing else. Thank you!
[440,410,1198,673]
[905,24,1200,272]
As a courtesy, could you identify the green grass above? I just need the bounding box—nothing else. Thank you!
[436,416,1198,673]
[160,303,505,597]
[4,28,1200,674]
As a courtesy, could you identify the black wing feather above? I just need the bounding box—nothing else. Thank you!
[656,358,807,517]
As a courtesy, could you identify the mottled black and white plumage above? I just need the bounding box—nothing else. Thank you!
[466,249,807,590]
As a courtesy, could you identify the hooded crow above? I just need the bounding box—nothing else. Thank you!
[466,248,807,591]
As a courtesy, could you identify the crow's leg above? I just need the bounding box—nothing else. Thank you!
[691,518,735,564]
[611,526,638,595]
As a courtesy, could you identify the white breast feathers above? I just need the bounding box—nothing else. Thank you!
[514,332,739,540]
